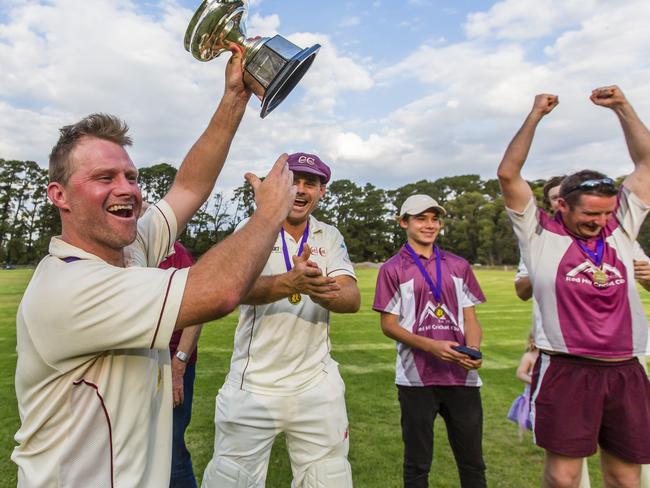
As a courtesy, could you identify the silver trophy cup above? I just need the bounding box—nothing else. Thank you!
[184,0,321,118]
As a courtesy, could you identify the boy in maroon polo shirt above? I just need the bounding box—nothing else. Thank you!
[373,195,486,488]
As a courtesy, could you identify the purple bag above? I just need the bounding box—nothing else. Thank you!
[507,386,532,431]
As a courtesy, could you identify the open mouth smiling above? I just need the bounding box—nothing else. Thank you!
[293,198,308,208]
[107,204,134,218]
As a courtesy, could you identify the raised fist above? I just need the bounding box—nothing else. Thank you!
[532,94,559,116]
[590,85,627,109]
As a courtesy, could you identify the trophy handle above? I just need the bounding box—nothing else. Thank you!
[184,0,251,62]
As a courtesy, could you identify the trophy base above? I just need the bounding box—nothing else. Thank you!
[260,44,320,118]
[242,35,320,118]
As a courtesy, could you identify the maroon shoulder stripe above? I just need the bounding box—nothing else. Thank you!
[71,379,114,488]
[326,268,354,277]
[151,269,179,349]
[153,203,172,255]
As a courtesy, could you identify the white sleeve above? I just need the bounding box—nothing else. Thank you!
[633,241,650,262]
[515,256,529,281]
[234,217,250,233]
[25,260,189,370]
[326,229,356,279]
[460,263,486,308]
[133,199,178,267]
[616,186,650,241]
[506,197,539,262]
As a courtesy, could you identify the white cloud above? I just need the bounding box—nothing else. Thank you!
[0,0,374,189]
[2,0,650,194]
[247,12,280,36]
[312,0,650,185]
[464,0,603,40]
[285,32,374,111]
[0,0,216,165]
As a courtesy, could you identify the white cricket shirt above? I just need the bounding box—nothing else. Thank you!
[12,200,188,487]
[225,216,356,396]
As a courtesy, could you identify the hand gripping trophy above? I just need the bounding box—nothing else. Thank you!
[185,0,321,118]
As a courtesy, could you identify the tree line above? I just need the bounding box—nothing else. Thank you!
[3,158,650,266]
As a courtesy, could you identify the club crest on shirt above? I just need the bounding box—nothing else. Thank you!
[416,301,460,333]
[310,246,326,257]
[565,261,625,287]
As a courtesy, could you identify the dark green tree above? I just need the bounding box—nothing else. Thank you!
[6,155,630,267]
[0,160,53,264]
[230,179,256,227]
[138,163,177,203]
[182,192,232,255]
[317,180,394,262]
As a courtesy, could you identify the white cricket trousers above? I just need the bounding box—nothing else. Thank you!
[204,367,350,487]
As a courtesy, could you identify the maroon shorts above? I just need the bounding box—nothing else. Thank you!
[530,353,650,464]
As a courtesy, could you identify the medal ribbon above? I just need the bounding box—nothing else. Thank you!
[281,222,310,271]
[405,243,443,303]
[576,237,604,267]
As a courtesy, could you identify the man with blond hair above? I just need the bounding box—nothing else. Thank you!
[12,50,296,487]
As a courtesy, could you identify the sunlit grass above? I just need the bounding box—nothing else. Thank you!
[2,268,648,487]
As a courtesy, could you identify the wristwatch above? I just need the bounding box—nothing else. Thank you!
[175,350,189,363]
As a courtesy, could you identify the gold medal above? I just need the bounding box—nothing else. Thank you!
[288,293,302,305]
[434,306,445,318]
[593,268,608,285]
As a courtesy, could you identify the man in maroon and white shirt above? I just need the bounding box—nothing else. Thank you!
[498,86,650,488]
[373,194,486,488]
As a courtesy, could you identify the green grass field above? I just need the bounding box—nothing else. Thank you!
[1,268,648,487]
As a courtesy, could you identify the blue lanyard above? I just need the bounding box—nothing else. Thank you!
[576,237,604,267]
[405,243,442,303]
[280,222,310,271]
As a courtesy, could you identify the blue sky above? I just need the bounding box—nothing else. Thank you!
[1,0,650,192]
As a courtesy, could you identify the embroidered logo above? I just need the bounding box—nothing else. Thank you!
[310,246,326,256]
[565,261,624,287]
[416,301,460,332]
[298,155,316,166]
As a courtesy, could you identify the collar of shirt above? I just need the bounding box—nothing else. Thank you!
[48,236,108,262]
[399,244,447,263]
[283,215,325,242]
